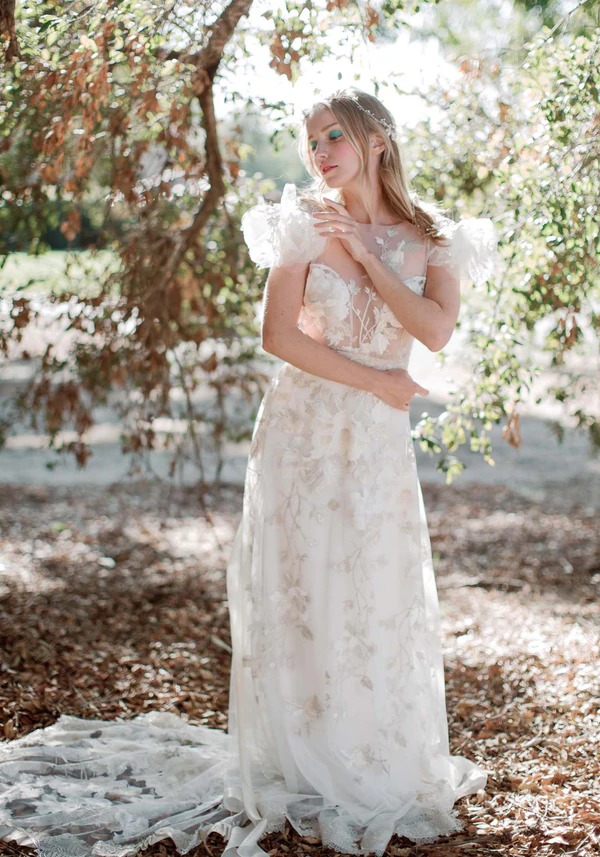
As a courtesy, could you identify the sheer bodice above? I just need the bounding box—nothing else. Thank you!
[301,222,429,370]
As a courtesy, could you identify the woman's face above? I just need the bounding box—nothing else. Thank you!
[305,105,361,188]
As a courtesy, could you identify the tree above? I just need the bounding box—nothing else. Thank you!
[404,6,599,476]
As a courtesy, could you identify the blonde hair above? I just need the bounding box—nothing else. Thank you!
[297,87,444,243]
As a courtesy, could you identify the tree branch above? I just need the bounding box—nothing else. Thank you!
[197,0,253,70]
[162,1,252,281]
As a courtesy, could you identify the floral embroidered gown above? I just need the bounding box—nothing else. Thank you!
[0,184,495,857]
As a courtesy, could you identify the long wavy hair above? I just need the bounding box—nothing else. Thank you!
[297,87,444,243]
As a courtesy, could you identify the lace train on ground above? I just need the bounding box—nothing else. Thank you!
[0,704,485,857]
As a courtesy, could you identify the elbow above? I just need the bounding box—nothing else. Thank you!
[261,325,290,357]
[261,327,278,355]
[426,328,453,353]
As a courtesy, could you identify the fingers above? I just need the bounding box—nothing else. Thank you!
[377,372,428,410]
[313,217,356,237]
[322,198,347,212]
[314,204,353,225]
[389,371,429,399]
[395,383,428,409]
[313,213,352,230]
[403,374,429,398]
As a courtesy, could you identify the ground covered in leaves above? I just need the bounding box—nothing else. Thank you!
[0,482,598,857]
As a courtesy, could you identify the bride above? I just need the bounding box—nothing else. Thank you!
[0,88,495,857]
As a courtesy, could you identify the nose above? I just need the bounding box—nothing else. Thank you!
[312,141,328,161]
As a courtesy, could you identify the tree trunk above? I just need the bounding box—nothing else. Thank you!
[0,0,19,61]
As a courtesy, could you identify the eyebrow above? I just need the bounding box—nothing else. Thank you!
[307,122,339,140]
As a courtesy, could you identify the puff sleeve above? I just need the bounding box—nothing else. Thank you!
[241,183,327,269]
[426,216,498,286]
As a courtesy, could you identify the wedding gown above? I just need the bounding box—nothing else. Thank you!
[0,184,496,857]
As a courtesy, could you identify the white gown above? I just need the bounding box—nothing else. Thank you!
[0,185,496,857]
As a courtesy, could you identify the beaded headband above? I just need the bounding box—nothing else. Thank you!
[348,96,397,141]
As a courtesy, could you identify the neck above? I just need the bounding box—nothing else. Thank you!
[340,178,393,226]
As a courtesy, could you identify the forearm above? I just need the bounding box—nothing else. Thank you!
[262,325,381,394]
[359,251,453,351]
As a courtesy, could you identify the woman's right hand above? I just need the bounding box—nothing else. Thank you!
[372,368,429,411]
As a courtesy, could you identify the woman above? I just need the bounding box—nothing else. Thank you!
[0,88,495,857]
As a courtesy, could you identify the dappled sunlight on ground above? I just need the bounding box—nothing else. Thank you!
[0,482,598,857]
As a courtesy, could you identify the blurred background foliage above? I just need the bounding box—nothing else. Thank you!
[0,0,598,482]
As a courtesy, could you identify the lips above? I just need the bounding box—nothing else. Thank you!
[321,165,337,175]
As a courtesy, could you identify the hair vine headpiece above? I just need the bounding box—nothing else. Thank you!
[347,95,397,141]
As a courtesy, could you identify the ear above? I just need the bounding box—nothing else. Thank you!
[369,133,386,154]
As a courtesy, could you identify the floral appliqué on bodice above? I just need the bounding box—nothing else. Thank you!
[299,226,428,370]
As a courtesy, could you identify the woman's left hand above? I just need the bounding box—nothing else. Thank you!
[313,199,370,264]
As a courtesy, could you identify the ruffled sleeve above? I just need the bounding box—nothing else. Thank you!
[427,216,497,286]
[241,183,327,269]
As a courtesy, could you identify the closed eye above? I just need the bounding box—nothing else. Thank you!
[310,130,343,151]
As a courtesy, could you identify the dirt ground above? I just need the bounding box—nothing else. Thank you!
[0,481,599,857]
